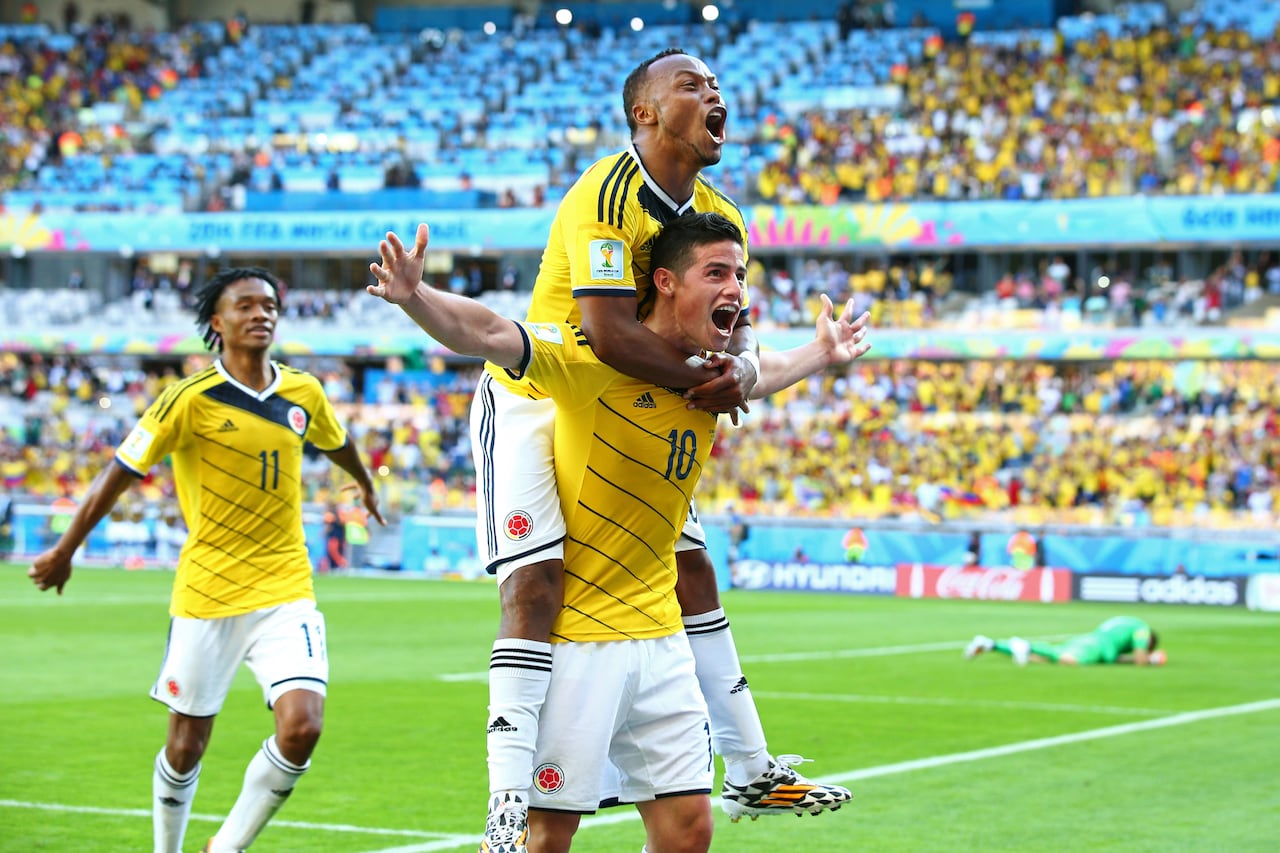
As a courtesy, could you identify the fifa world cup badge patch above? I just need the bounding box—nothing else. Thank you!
[120,424,154,463]
[534,763,565,795]
[530,324,564,345]
[589,239,625,280]
[504,510,533,541]
[287,406,308,435]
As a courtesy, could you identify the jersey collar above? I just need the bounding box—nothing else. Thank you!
[628,143,695,215]
[214,358,282,401]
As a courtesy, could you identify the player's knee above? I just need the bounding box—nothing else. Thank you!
[166,721,211,772]
[528,811,576,853]
[1058,654,1080,666]
[275,698,324,760]
[498,560,564,639]
[649,807,713,853]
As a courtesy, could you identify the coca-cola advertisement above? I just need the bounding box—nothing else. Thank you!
[896,564,1073,603]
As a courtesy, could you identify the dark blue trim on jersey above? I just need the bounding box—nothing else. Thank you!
[600,787,713,809]
[500,323,534,382]
[678,530,708,550]
[696,173,744,216]
[314,436,349,454]
[611,162,639,226]
[148,694,217,718]
[483,536,568,575]
[202,382,309,435]
[154,365,217,423]
[264,675,327,710]
[572,287,637,299]
[595,154,628,225]
[114,455,146,478]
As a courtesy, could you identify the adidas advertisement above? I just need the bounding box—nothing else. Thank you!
[730,559,896,595]
[1073,572,1245,607]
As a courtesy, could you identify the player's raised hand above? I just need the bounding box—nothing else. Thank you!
[815,295,871,367]
[368,223,431,305]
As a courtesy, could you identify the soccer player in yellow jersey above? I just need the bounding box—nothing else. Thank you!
[28,267,384,853]
[368,214,866,853]
[467,48,855,847]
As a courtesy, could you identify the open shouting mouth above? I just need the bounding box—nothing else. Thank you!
[706,106,727,145]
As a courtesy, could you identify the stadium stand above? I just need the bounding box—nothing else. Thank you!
[2,0,1277,213]
[5,351,1280,533]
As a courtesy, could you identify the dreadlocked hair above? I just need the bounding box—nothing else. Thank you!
[193,266,284,352]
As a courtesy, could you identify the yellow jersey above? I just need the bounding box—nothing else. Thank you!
[509,322,718,643]
[488,145,748,397]
[115,360,347,618]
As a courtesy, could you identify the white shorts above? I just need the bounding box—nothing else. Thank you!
[471,374,705,583]
[149,599,329,717]
[530,633,713,813]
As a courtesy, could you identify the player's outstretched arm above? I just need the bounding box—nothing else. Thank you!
[749,295,871,399]
[367,224,525,369]
[28,462,135,594]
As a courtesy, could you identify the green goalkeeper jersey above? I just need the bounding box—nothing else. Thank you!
[1091,616,1154,663]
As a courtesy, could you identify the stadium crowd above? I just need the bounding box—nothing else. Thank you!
[2,2,1278,210]
[740,23,1280,206]
[5,352,1279,532]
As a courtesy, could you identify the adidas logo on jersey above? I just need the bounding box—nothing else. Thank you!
[633,392,657,409]
[217,419,238,432]
[487,715,518,734]
[730,676,750,695]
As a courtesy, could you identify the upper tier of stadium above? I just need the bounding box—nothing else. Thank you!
[2,0,1277,214]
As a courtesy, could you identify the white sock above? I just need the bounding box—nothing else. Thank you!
[487,638,553,795]
[153,748,200,853]
[209,735,308,852]
[684,608,770,786]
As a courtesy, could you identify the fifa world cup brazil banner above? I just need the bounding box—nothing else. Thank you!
[5,195,1280,254]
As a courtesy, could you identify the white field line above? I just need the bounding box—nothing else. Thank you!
[752,691,1175,717]
[4,698,1276,852]
[434,637,1010,682]
[355,696,1280,853]
[0,800,449,839]
[738,635,1072,665]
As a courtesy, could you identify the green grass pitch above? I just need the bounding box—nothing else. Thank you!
[2,563,1277,852]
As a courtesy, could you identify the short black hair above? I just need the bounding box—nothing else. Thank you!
[1146,630,1159,652]
[622,47,688,135]
[193,266,283,351]
[649,211,744,279]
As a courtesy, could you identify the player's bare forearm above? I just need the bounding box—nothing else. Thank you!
[579,295,720,388]
[368,224,524,369]
[28,462,135,593]
[401,283,524,369]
